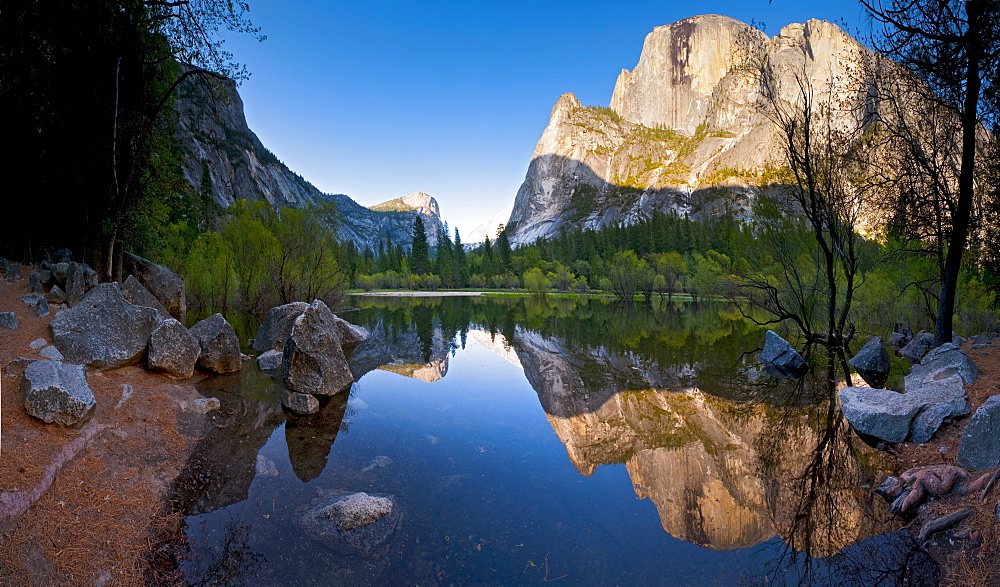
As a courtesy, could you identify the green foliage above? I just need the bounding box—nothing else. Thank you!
[523,267,551,296]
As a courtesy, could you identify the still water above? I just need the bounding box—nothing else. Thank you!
[176,296,936,585]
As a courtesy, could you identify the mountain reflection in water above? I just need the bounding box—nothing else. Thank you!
[175,296,934,585]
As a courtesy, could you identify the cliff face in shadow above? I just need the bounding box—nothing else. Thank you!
[512,327,897,555]
[172,71,443,251]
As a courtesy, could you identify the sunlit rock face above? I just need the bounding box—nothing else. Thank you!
[508,16,882,245]
[512,327,897,554]
[172,72,444,251]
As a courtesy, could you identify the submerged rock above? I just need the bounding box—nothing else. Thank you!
[299,491,400,558]
[21,360,96,426]
[282,391,319,415]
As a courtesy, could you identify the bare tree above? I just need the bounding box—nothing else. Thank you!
[862,0,1000,345]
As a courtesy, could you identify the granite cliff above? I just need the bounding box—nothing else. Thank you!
[507,15,882,245]
[172,71,443,251]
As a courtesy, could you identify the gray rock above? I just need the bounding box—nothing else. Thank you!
[900,331,934,364]
[123,252,186,321]
[180,397,221,414]
[957,395,1000,471]
[121,275,171,320]
[28,271,44,296]
[257,349,283,371]
[38,269,51,286]
[849,337,891,389]
[0,312,18,330]
[282,300,354,396]
[52,262,69,288]
[909,343,978,385]
[299,491,399,558]
[6,357,35,379]
[841,372,969,444]
[115,384,134,409]
[21,293,42,305]
[282,391,320,415]
[840,387,924,443]
[46,285,67,305]
[760,330,806,378]
[49,283,160,369]
[334,315,369,350]
[39,346,64,361]
[189,313,241,374]
[35,298,49,318]
[253,302,308,354]
[64,261,97,308]
[6,261,22,281]
[29,338,48,349]
[21,360,96,426]
[148,319,200,379]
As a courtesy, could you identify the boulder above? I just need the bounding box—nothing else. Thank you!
[908,343,977,385]
[298,491,399,558]
[35,298,49,318]
[849,337,891,388]
[122,275,171,320]
[760,330,807,378]
[0,312,18,330]
[334,316,369,350]
[189,313,241,374]
[957,395,1000,471]
[900,331,934,364]
[841,371,969,444]
[21,360,96,426]
[282,300,354,396]
[52,262,69,288]
[49,283,160,369]
[257,349,283,371]
[21,293,42,305]
[28,271,44,296]
[123,252,186,321]
[147,318,200,379]
[6,261,22,281]
[64,261,97,308]
[46,285,67,305]
[840,387,925,443]
[252,302,309,354]
[282,391,320,415]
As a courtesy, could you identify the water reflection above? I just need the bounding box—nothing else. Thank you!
[173,297,926,584]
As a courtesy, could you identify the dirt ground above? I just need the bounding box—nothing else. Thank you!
[890,336,1000,585]
[0,268,209,585]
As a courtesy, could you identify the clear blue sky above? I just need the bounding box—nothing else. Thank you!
[224,0,869,235]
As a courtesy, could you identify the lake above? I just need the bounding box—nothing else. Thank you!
[175,295,937,585]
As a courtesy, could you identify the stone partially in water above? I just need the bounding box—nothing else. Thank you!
[282,391,319,415]
[849,337,891,388]
[760,330,806,378]
[255,454,279,477]
[299,491,399,558]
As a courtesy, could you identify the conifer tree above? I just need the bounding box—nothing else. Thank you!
[410,216,430,275]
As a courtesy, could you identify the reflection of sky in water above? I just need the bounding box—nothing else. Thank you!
[183,336,774,584]
[180,300,928,585]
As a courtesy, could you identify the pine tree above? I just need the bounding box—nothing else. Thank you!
[410,216,430,275]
